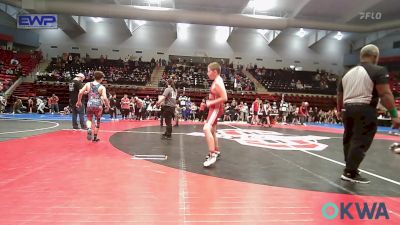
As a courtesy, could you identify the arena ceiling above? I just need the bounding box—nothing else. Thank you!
[1,0,400,49]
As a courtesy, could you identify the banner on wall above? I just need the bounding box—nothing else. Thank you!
[17,14,58,29]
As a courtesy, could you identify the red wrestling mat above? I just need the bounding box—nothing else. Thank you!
[0,121,399,224]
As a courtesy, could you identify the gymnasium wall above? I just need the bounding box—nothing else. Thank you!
[37,20,350,73]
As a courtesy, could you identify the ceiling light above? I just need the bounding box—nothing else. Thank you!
[135,20,146,26]
[178,23,190,29]
[91,17,103,23]
[296,28,307,38]
[257,29,268,36]
[215,26,230,44]
[334,31,343,40]
[177,23,190,40]
[248,0,276,11]
[247,0,255,8]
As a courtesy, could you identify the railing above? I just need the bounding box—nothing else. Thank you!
[4,77,23,100]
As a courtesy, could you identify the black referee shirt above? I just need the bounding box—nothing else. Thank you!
[337,62,389,108]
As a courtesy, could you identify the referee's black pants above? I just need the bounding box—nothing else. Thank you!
[342,104,377,175]
[160,107,164,126]
[162,105,175,137]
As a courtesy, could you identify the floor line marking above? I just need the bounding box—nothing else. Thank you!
[62,129,188,135]
[0,119,59,135]
[389,210,400,218]
[226,124,400,187]
[132,158,167,160]
[134,155,168,157]
[179,134,189,225]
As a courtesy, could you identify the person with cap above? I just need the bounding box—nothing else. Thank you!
[69,73,86,129]
[337,44,400,184]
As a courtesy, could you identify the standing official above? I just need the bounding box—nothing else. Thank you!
[337,44,400,183]
[157,79,177,140]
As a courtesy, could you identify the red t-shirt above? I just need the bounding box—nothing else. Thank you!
[121,97,130,109]
[299,106,308,116]
[252,101,259,112]
[52,96,59,103]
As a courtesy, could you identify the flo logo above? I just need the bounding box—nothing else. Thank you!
[322,202,390,220]
[186,129,330,151]
[359,12,382,20]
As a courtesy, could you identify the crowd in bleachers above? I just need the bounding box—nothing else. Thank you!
[0,49,41,92]
[159,62,255,91]
[37,53,155,85]
[249,64,339,95]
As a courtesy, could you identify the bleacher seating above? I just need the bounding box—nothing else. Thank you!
[159,63,255,91]
[0,49,41,92]
[389,72,400,93]
[38,55,155,86]
[250,67,338,95]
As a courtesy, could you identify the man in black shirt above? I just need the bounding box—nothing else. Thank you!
[109,93,117,119]
[69,73,86,129]
[157,79,177,139]
[337,44,400,183]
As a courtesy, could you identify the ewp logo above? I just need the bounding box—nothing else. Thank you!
[17,14,57,29]
[322,202,390,220]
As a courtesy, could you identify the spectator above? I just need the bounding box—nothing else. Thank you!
[13,98,25,114]
[296,80,304,89]
[251,98,260,124]
[120,94,130,120]
[69,73,86,129]
[27,97,34,113]
[134,97,144,120]
[298,102,309,125]
[10,58,19,65]
[61,106,71,115]
[36,97,45,114]
[0,89,6,114]
[49,94,59,114]
[198,99,206,122]
[239,101,248,122]
[109,93,118,119]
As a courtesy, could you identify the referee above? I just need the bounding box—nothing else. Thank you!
[337,44,400,184]
[157,79,177,140]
